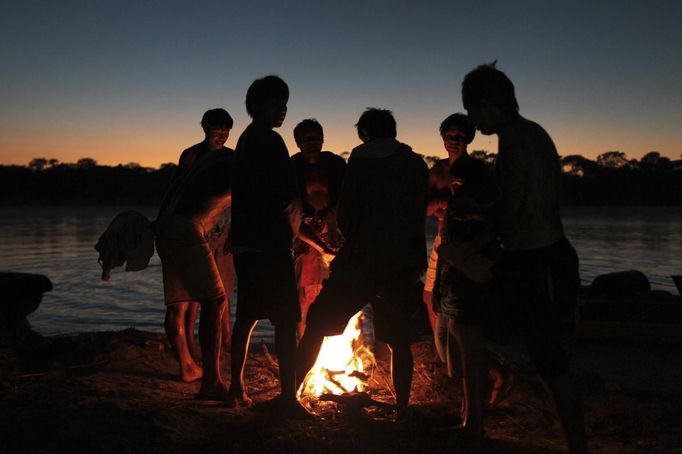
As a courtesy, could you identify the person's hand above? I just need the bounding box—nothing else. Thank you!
[449,176,465,193]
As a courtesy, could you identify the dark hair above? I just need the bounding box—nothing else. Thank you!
[293,119,324,143]
[201,108,233,130]
[439,113,475,144]
[245,75,289,118]
[461,62,519,113]
[355,108,397,140]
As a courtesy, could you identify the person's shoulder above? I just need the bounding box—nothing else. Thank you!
[178,142,205,167]
[321,151,347,165]
[404,147,428,170]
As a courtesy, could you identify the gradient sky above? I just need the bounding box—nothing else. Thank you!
[1,0,680,167]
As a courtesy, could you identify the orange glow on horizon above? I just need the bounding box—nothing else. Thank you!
[1,121,680,168]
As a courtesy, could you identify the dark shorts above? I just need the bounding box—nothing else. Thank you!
[495,237,580,377]
[305,258,418,345]
[234,251,300,326]
[437,266,495,327]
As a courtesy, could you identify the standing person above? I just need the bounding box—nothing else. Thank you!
[296,108,428,416]
[155,139,234,399]
[461,62,585,453]
[227,75,306,415]
[290,119,346,339]
[157,108,235,384]
[424,113,477,365]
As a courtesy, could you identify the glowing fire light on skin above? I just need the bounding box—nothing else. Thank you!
[298,311,373,399]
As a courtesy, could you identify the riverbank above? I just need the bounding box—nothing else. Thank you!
[2,328,681,453]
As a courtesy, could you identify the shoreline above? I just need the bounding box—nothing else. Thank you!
[2,328,682,453]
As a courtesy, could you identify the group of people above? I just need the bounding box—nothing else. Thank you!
[153,64,586,453]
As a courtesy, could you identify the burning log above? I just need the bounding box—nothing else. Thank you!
[319,391,392,411]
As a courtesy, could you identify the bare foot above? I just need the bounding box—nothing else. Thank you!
[225,390,253,408]
[180,364,203,383]
[195,381,230,401]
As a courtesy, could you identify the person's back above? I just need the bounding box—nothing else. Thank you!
[338,138,428,276]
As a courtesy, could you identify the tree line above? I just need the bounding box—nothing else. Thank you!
[1,151,680,206]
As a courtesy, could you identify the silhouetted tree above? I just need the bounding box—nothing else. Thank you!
[28,158,48,172]
[597,151,628,169]
[76,158,97,169]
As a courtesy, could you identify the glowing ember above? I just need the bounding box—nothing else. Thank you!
[298,311,374,400]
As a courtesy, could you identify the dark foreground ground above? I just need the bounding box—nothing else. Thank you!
[2,324,682,454]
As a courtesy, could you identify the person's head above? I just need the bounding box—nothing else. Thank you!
[201,108,233,150]
[439,113,475,161]
[355,108,397,143]
[245,75,289,128]
[294,119,324,158]
[461,62,519,135]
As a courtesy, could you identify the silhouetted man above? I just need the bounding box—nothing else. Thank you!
[227,75,306,415]
[290,119,346,338]
[461,63,586,453]
[159,109,236,371]
[296,108,427,416]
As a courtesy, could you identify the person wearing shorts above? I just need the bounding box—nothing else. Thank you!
[227,75,307,416]
[461,62,586,453]
[156,145,234,400]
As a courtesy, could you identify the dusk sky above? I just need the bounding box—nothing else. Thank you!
[1,0,680,168]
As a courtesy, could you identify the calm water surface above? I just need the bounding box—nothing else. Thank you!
[0,206,680,337]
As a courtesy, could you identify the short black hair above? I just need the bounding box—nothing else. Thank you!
[245,75,289,118]
[462,62,519,113]
[201,108,233,130]
[355,108,397,141]
[439,113,475,144]
[293,119,324,143]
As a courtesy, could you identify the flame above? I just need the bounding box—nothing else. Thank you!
[298,311,374,399]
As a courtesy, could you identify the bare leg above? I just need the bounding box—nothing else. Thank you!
[542,374,587,454]
[424,291,447,362]
[196,296,229,400]
[450,319,488,438]
[297,285,320,340]
[164,303,202,382]
[295,325,326,390]
[296,288,308,340]
[227,316,257,407]
[221,297,231,351]
[185,302,201,360]
[275,321,298,399]
[387,340,414,414]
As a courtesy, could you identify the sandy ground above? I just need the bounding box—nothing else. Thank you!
[1,327,682,454]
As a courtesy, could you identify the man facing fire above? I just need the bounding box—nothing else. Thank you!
[296,108,428,416]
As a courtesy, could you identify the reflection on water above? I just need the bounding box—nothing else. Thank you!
[0,206,680,336]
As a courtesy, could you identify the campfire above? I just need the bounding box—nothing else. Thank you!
[297,311,378,411]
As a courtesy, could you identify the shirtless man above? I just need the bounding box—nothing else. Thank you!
[290,119,346,338]
[158,109,235,386]
[160,109,236,363]
[461,63,586,453]
[155,129,234,399]
[227,76,306,415]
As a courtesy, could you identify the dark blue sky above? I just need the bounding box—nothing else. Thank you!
[1,0,680,166]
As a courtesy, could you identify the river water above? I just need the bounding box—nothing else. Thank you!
[0,206,680,337]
